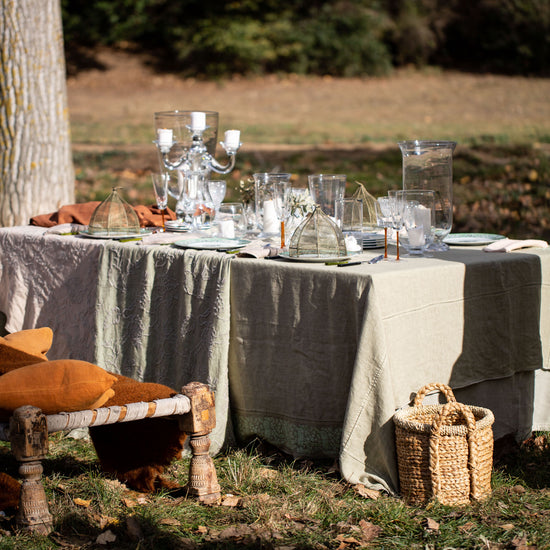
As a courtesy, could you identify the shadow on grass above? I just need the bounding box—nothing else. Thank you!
[494,433,550,490]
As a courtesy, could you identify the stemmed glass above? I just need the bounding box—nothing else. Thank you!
[151,173,169,231]
[387,191,405,261]
[273,181,291,248]
[207,180,227,221]
[375,197,392,260]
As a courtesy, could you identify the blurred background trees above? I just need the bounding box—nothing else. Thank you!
[61,0,549,78]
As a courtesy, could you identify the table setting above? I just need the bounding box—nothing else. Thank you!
[2,109,549,496]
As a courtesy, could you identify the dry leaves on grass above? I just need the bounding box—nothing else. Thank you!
[353,483,380,500]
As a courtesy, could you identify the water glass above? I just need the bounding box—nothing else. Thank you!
[218,202,248,237]
[336,197,363,234]
[207,180,227,219]
[151,173,169,230]
[396,190,435,256]
[253,173,291,236]
[307,174,346,219]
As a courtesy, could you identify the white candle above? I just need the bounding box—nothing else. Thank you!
[263,200,279,234]
[224,129,240,149]
[157,128,173,147]
[407,226,425,247]
[190,111,206,131]
[218,219,235,238]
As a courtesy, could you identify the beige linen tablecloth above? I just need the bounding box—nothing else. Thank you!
[229,247,550,492]
[1,226,548,493]
[0,226,232,452]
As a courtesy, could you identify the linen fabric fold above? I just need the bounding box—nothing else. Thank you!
[483,238,548,253]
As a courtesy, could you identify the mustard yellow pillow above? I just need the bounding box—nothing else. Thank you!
[0,359,117,419]
[0,327,54,374]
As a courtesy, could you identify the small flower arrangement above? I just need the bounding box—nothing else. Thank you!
[238,178,255,205]
[287,189,316,218]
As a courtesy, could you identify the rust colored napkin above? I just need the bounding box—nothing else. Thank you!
[30,203,176,228]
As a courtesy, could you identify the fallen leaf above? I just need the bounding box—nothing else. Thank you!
[160,518,181,526]
[123,498,138,508]
[512,485,526,495]
[424,517,440,533]
[258,467,278,479]
[511,534,529,549]
[73,498,91,507]
[354,483,380,500]
[196,525,208,534]
[96,530,117,545]
[458,521,475,533]
[358,519,382,542]
[500,523,515,531]
[221,494,242,507]
[217,525,255,539]
[126,516,143,541]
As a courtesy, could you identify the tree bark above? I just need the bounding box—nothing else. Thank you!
[0,0,74,227]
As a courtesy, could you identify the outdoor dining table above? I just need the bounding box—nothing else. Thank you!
[0,225,548,494]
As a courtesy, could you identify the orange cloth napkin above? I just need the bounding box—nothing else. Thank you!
[30,203,176,228]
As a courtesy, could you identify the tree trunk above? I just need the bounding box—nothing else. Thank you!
[0,0,74,227]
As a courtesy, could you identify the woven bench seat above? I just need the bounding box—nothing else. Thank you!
[0,381,220,534]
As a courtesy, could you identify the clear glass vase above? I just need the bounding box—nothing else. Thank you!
[398,140,456,251]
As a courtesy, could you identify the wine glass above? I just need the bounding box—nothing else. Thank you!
[151,173,169,231]
[376,197,393,260]
[386,192,405,261]
[273,181,291,248]
[207,180,227,220]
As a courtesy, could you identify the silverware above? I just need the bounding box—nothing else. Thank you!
[335,254,384,267]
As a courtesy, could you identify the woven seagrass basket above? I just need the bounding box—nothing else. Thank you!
[393,383,494,506]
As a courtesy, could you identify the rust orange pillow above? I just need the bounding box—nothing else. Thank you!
[0,359,117,419]
[0,327,54,374]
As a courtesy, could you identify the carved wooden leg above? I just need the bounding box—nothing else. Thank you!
[180,382,221,504]
[9,406,53,534]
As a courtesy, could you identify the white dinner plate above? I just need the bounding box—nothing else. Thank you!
[79,229,151,240]
[173,237,250,250]
[277,251,351,263]
[443,233,506,246]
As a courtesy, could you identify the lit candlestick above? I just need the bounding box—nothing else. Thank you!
[157,128,173,147]
[190,111,206,131]
[224,129,240,149]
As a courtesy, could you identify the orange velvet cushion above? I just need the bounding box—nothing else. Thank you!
[0,327,54,374]
[0,359,117,419]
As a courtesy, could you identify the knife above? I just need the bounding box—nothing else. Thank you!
[333,254,384,267]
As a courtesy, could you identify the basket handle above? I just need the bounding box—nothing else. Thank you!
[413,383,457,407]
[429,401,479,502]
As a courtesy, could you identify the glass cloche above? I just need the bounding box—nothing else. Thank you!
[353,182,379,231]
[288,206,347,258]
[88,187,140,235]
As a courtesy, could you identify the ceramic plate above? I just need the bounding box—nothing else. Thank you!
[165,221,190,232]
[443,233,506,246]
[79,229,151,240]
[278,252,351,263]
[173,237,250,250]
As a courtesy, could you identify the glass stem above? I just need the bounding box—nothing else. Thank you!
[384,227,388,258]
[280,220,285,249]
[396,230,400,261]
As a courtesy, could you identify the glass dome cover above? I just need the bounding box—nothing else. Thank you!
[288,206,346,258]
[353,182,379,231]
[88,187,140,235]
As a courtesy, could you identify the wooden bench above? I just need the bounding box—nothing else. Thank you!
[0,381,220,534]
